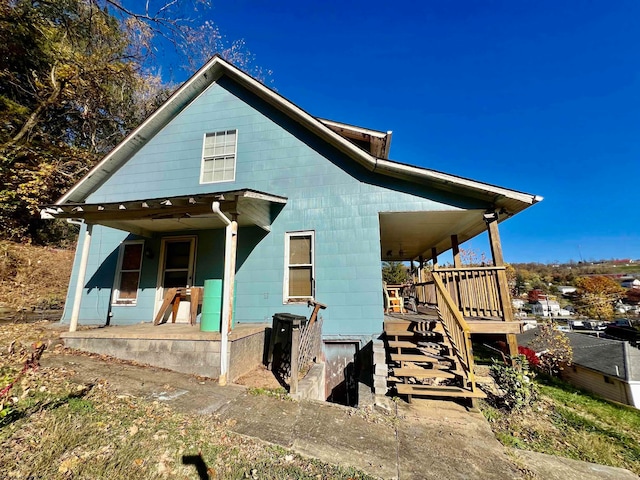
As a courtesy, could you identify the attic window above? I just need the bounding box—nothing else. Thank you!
[200,130,237,183]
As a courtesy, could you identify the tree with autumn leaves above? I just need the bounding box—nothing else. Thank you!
[0,0,263,244]
[574,275,626,320]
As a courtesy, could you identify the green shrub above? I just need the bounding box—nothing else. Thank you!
[488,354,537,411]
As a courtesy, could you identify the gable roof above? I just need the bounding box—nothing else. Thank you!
[56,55,542,214]
[519,329,640,381]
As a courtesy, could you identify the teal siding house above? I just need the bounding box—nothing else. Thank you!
[43,56,540,396]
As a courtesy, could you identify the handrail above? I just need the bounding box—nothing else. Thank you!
[432,273,471,332]
[431,272,478,394]
[434,266,506,272]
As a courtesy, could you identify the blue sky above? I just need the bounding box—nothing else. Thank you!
[164,1,639,264]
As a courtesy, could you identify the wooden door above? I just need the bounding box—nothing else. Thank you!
[155,237,196,322]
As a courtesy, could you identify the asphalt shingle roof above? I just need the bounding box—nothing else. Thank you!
[519,328,640,381]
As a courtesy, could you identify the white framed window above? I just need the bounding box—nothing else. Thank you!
[113,240,144,305]
[200,129,237,183]
[284,231,315,303]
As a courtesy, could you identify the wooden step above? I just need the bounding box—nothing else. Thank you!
[392,368,456,379]
[396,384,486,399]
[387,340,423,349]
[419,351,456,362]
[390,353,437,363]
[385,329,439,338]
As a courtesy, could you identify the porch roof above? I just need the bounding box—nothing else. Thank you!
[380,209,493,261]
[41,189,287,237]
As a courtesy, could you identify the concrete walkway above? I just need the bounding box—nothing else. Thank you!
[42,353,638,480]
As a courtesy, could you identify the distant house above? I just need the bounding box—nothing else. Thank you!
[519,329,640,409]
[531,300,561,317]
[528,289,547,303]
[512,298,525,310]
[621,278,640,289]
[556,285,577,295]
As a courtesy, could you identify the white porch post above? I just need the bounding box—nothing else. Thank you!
[69,223,93,332]
[211,202,238,386]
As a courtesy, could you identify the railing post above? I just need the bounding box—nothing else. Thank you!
[485,213,518,357]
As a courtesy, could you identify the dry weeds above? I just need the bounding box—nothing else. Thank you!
[0,322,375,479]
[0,241,74,312]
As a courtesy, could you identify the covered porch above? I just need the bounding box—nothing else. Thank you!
[42,189,287,384]
[379,207,524,402]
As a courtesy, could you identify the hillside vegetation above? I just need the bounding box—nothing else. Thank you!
[0,241,75,314]
[483,376,640,476]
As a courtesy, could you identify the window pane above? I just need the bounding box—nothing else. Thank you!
[165,241,191,269]
[119,272,140,299]
[202,130,237,183]
[289,236,311,264]
[121,243,142,270]
[202,159,214,173]
[289,267,312,297]
[164,270,188,288]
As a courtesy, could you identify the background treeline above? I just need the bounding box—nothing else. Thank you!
[0,0,261,245]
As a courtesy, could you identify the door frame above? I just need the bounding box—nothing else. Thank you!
[153,235,197,319]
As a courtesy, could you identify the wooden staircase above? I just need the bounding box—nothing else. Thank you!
[384,314,486,403]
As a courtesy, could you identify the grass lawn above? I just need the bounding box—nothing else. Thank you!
[481,374,640,475]
[0,322,375,479]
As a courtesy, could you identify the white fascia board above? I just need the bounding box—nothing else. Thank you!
[56,54,542,210]
[222,67,380,169]
[57,56,379,204]
[56,57,228,204]
[374,158,542,205]
[317,118,389,138]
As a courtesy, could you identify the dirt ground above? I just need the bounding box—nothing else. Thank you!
[234,364,283,390]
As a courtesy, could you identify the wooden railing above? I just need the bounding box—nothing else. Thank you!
[431,273,478,395]
[415,266,509,319]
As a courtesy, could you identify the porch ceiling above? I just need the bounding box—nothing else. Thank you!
[41,189,287,237]
[379,209,488,261]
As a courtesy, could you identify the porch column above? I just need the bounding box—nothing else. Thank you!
[485,213,518,357]
[431,247,438,270]
[211,202,238,386]
[451,234,462,268]
[69,223,93,332]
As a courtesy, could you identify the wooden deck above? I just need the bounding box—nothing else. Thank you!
[384,310,523,335]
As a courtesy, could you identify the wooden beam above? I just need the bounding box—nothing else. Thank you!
[486,216,517,356]
[431,247,438,270]
[451,234,461,268]
[466,320,523,334]
[486,218,505,267]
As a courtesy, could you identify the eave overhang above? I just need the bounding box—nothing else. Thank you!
[54,55,542,218]
[42,189,287,237]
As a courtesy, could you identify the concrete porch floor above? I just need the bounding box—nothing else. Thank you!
[60,321,269,341]
[60,322,270,381]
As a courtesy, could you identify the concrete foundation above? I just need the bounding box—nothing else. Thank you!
[61,323,268,382]
[291,362,326,401]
